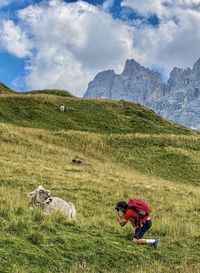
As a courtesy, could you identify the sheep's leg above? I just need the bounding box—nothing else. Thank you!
[71,210,77,221]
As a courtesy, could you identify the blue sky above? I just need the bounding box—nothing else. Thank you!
[0,0,200,95]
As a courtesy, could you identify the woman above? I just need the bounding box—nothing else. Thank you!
[115,200,160,249]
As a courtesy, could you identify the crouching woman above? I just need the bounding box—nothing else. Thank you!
[115,201,160,249]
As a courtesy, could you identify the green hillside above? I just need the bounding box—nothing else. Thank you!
[0,91,199,185]
[0,89,199,273]
[0,92,194,134]
[0,82,15,94]
[23,89,74,97]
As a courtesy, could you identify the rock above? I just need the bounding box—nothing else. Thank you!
[85,59,165,104]
[71,158,91,166]
[84,70,115,99]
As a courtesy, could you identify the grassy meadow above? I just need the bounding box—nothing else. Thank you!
[0,90,200,273]
[0,93,194,135]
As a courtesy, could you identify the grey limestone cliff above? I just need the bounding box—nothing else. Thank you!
[84,70,115,99]
[84,58,200,130]
[84,59,166,103]
[149,58,200,129]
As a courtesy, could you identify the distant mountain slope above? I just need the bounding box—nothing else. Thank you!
[0,83,74,97]
[0,82,15,93]
[84,58,200,130]
[23,89,74,97]
[0,92,194,135]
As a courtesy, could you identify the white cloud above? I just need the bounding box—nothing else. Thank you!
[166,0,200,8]
[1,0,200,95]
[121,0,164,17]
[0,20,32,58]
[121,0,200,17]
[102,0,114,12]
[121,0,200,75]
[15,0,135,95]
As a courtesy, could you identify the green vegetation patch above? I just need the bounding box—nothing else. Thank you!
[23,89,74,97]
[104,134,200,185]
[0,94,195,135]
[0,83,15,94]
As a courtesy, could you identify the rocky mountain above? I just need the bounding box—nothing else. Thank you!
[84,58,200,130]
[84,60,166,103]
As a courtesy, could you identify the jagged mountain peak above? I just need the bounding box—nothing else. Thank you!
[84,57,200,130]
[122,59,145,75]
[193,57,200,72]
[170,66,192,77]
[94,69,115,80]
[84,58,165,103]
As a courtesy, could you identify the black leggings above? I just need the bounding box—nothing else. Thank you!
[134,220,152,239]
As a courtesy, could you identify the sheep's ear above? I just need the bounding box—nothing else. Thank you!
[47,190,52,195]
[27,191,36,198]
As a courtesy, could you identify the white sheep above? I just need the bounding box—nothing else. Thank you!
[43,196,76,220]
[28,185,77,221]
[59,105,65,112]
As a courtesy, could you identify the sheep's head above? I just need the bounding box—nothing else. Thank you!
[28,185,52,203]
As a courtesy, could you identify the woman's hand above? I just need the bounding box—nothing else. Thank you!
[115,211,128,227]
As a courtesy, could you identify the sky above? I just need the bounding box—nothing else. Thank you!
[0,0,200,96]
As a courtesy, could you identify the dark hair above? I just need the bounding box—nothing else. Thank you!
[115,201,128,212]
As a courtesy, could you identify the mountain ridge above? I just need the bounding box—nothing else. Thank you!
[84,58,200,130]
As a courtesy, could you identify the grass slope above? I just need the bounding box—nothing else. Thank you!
[0,83,15,94]
[23,89,74,97]
[0,91,200,272]
[0,123,199,273]
[0,93,195,134]
[0,93,200,185]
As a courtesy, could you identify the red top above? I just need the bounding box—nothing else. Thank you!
[124,209,149,227]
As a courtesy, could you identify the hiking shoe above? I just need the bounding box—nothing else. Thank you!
[152,239,160,249]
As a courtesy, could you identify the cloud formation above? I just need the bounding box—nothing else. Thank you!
[1,0,135,95]
[122,0,200,17]
[122,0,200,74]
[0,20,32,58]
[122,0,163,17]
[0,0,200,95]
[102,0,115,12]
